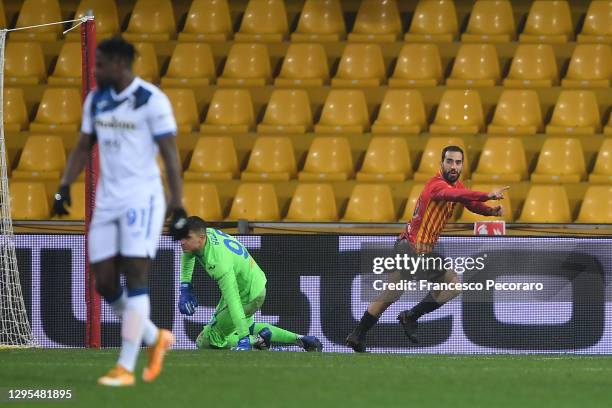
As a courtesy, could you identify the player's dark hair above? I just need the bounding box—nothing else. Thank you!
[97,36,135,65]
[186,216,207,234]
[441,145,464,162]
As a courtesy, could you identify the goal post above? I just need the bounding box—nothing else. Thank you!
[80,14,101,349]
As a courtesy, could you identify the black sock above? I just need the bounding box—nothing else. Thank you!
[356,311,379,336]
[407,293,442,320]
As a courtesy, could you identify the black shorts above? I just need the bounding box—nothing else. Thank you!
[393,239,446,283]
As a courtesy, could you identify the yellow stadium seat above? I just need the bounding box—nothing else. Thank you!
[399,183,425,222]
[545,91,601,135]
[67,0,120,41]
[388,44,442,87]
[228,183,280,221]
[54,182,85,220]
[488,90,543,135]
[0,2,6,29]
[179,0,232,42]
[315,90,369,134]
[235,0,288,42]
[4,42,46,85]
[163,88,199,134]
[257,89,313,134]
[123,0,176,42]
[285,184,338,222]
[331,44,386,87]
[291,0,346,42]
[503,44,559,88]
[589,139,612,183]
[30,88,82,133]
[606,113,612,135]
[299,137,353,181]
[446,44,501,87]
[518,185,571,223]
[12,135,66,180]
[48,42,82,86]
[182,183,223,221]
[577,186,612,223]
[3,88,28,132]
[217,43,271,86]
[275,43,329,87]
[372,90,426,134]
[183,137,238,181]
[348,0,402,43]
[241,137,297,181]
[161,43,215,87]
[356,137,413,182]
[531,138,586,183]
[458,183,513,222]
[472,138,527,182]
[430,90,484,134]
[405,0,458,43]
[342,184,396,222]
[414,137,468,181]
[520,1,573,43]
[10,182,49,220]
[132,43,159,83]
[461,0,516,43]
[577,1,612,44]
[12,0,62,41]
[200,89,255,133]
[562,44,612,88]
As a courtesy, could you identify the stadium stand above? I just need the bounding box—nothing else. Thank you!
[2,0,611,227]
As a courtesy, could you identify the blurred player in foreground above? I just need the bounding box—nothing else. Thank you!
[178,216,322,352]
[54,37,189,385]
[346,146,508,352]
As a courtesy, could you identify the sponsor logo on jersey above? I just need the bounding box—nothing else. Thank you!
[95,117,137,130]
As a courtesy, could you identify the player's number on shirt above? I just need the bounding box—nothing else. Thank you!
[126,208,149,229]
[214,229,249,259]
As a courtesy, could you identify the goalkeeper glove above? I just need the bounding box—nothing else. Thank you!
[168,207,189,240]
[178,283,198,316]
[232,336,252,351]
[53,184,71,216]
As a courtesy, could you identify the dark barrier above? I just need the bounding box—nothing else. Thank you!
[13,234,612,353]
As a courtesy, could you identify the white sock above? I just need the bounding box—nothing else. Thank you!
[108,289,158,347]
[117,293,151,372]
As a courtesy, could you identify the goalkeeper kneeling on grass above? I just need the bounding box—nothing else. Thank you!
[178,216,322,352]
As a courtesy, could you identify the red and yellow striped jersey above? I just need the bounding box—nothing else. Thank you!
[399,173,493,253]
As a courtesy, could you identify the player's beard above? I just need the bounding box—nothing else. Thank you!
[443,169,460,183]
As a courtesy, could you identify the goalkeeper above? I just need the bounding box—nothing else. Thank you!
[178,216,322,352]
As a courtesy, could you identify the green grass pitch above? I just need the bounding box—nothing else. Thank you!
[1,349,611,407]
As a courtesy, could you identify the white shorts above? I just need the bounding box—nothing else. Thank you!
[88,191,166,264]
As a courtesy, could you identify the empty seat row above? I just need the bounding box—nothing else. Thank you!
[6,86,612,136]
[179,182,612,224]
[12,180,611,224]
[9,41,611,89]
[6,86,612,137]
[179,136,612,184]
[174,88,611,135]
[8,0,612,44]
[11,134,612,186]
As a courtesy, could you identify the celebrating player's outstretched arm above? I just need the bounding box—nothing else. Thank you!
[178,216,323,352]
[347,145,508,352]
[53,37,188,386]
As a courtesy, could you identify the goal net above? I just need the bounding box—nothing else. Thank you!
[0,29,35,347]
[0,14,97,348]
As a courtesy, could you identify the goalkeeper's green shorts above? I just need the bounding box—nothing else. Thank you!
[196,289,266,349]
